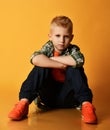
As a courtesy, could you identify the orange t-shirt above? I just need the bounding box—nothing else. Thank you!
[51,51,65,82]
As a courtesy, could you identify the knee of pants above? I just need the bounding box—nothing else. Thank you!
[66,67,87,81]
[66,67,79,79]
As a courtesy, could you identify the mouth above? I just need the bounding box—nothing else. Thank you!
[56,44,65,51]
[57,44,64,48]
[58,43,64,46]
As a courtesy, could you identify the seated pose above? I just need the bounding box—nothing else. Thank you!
[8,16,97,124]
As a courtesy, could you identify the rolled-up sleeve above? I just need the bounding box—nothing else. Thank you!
[70,45,85,67]
[30,41,54,64]
[30,50,43,64]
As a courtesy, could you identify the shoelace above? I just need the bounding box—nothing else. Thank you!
[13,102,26,113]
[83,104,95,114]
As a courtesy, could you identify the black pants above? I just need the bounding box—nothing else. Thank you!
[19,66,93,108]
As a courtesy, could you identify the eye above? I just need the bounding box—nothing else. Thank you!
[55,34,60,37]
[64,35,70,39]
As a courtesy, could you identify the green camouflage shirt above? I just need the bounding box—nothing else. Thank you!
[30,41,84,67]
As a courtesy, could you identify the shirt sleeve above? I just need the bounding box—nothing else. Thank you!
[30,41,54,64]
[70,45,85,67]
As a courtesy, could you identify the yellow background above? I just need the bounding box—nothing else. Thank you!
[0,0,110,100]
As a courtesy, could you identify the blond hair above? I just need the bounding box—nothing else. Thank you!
[50,16,73,34]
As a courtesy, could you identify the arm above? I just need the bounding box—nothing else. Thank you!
[30,42,84,68]
[50,44,85,67]
[32,54,67,69]
[50,55,76,66]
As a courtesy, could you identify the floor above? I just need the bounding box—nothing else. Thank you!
[0,87,110,130]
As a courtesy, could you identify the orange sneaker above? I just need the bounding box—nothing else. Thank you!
[81,102,97,124]
[8,100,29,120]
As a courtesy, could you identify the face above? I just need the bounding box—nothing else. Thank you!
[49,26,73,53]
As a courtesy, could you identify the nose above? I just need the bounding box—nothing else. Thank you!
[60,36,65,43]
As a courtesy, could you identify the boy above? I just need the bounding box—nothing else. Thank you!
[8,16,97,124]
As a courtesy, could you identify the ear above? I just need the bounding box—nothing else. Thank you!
[70,34,74,42]
[48,33,52,41]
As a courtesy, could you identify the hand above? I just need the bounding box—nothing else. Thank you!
[50,57,67,69]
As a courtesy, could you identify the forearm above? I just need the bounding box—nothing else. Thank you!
[50,55,76,67]
[32,54,67,69]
